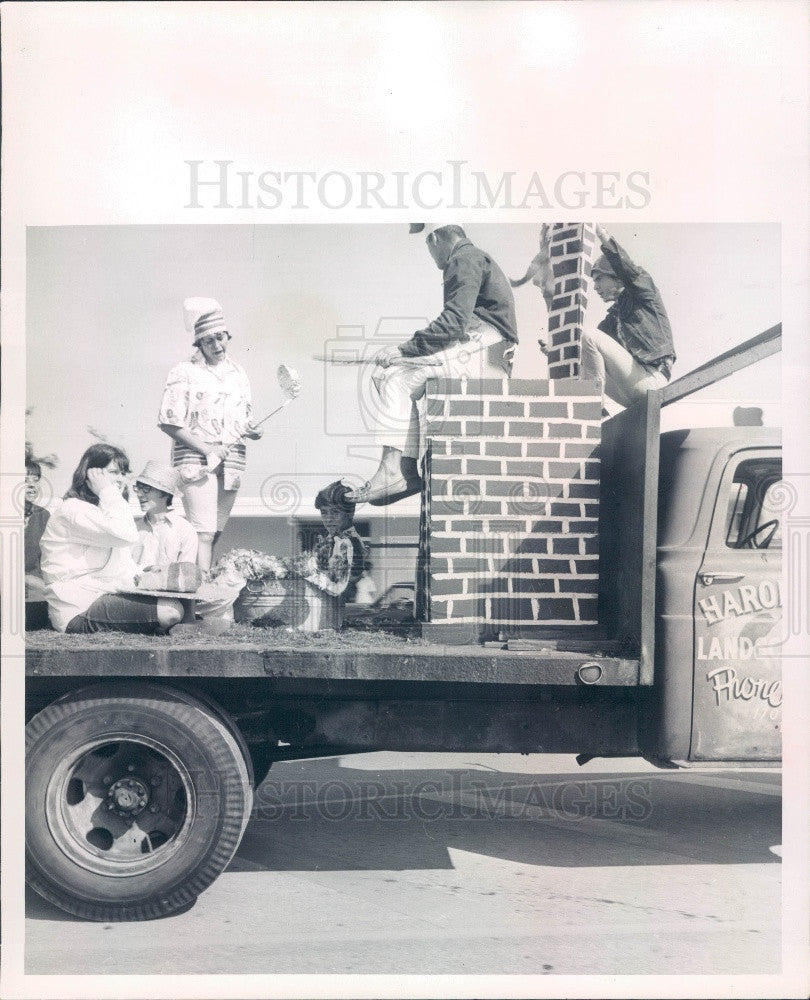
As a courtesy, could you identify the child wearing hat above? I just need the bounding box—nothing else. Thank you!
[132,460,244,625]
[305,481,367,597]
[132,460,198,568]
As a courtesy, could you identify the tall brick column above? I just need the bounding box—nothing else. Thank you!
[546,223,597,379]
[419,377,602,642]
[414,225,602,643]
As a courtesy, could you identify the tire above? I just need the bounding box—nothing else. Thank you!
[26,682,253,921]
[166,682,255,835]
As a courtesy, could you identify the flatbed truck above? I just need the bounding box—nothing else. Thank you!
[24,328,784,920]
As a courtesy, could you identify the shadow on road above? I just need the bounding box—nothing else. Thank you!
[230,760,781,874]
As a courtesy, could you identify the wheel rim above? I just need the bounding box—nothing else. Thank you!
[44,733,195,877]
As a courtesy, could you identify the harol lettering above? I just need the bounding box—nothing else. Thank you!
[699,580,781,625]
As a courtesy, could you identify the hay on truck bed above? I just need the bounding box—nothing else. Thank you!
[24,621,430,652]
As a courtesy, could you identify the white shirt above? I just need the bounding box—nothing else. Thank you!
[40,485,139,632]
[134,509,198,568]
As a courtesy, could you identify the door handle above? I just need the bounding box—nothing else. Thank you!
[699,572,744,586]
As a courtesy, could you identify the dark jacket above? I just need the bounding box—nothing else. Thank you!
[597,237,676,373]
[25,504,50,575]
[399,239,518,357]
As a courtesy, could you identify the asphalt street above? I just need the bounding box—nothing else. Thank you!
[25,752,781,977]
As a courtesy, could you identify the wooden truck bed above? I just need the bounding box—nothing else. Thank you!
[25,630,640,686]
[25,392,662,693]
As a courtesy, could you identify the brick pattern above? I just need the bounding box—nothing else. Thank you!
[546,223,597,380]
[423,377,602,636]
[415,441,432,621]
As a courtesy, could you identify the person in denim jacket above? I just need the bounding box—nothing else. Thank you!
[581,224,676,407]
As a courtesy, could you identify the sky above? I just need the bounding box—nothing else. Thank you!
[26,222,780,510]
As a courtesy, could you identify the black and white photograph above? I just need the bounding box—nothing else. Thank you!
[2,4,808,999]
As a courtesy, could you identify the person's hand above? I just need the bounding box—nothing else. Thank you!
[205,444,231,462]
[374,346,402,369]
[86,466,116,497]
[595,224,611,246]
[243,421,264,440]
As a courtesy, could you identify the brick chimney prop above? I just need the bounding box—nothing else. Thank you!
[418,224,603,642]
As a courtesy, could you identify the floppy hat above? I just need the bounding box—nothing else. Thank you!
[183,296,228,342]
[135,460,184,497]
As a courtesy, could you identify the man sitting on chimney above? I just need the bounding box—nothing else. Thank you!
[347,224,518,506]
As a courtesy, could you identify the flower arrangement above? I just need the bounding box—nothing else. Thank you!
[210,541,351,595]
[210,548,313,583]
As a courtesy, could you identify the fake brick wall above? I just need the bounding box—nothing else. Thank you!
[422,377,602,638]
[546,223,597,379]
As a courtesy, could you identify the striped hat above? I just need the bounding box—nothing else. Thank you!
[183,296,228,342]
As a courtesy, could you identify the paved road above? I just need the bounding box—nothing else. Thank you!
[25,753,781,976]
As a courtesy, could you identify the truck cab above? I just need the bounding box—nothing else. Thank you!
[653,426,782,764]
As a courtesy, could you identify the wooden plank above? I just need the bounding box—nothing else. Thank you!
[598,390,661,684]
[25,643,641,686]
[661,324,781,407]
[507,637,622,654]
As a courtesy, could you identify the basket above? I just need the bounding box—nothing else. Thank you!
[234,577,343,631]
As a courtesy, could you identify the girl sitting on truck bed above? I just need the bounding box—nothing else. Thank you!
[38,443,186,634]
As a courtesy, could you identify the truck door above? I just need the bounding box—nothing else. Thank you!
[691,450,782,760]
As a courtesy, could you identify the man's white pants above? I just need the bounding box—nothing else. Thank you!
[580,329,668,408]
[371,326,511,459]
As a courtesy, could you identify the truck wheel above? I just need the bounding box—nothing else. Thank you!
[26,682,252,921]
[166,683,255,835]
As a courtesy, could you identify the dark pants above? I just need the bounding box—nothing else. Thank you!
[25,601,51,631]
[66,593,163,635]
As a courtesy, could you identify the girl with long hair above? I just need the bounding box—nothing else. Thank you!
[39,443,184,634]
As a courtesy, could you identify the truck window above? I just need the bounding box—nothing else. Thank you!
[724,458,782,550]
[724,482,748,544]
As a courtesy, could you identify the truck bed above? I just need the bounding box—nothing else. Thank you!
[25,627,640,686]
